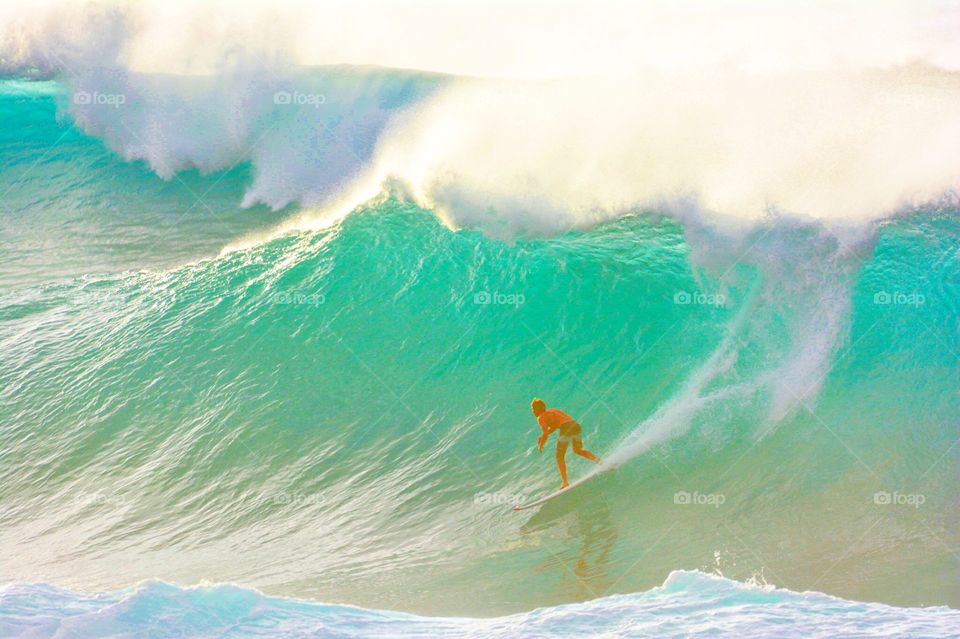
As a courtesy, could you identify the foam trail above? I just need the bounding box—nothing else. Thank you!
[599,216,871,470]
[603,277,763,470]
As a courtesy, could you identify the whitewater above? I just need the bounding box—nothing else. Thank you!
[5,572,960,638]
[1,1,959,637]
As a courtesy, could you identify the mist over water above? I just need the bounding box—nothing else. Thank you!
[2,1,960,233]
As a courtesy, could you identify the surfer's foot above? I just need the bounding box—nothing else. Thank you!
[560,481,570,489]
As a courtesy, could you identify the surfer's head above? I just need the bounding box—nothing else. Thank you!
[531,398,546,415]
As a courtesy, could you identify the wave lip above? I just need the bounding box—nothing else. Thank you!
[3,571,959,639]
[6,3,960,238]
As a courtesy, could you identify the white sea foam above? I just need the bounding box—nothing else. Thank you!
[1,1,959,238]
[3,571,958,638]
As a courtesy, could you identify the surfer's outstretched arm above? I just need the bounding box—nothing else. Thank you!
[537,425,553,453]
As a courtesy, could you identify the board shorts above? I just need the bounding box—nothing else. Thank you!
[557,421,582,445]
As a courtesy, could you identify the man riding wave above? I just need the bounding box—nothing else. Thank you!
[531,398,601,489]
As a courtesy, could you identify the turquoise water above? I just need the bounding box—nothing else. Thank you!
[1,73,958,634]
[4,571,960,639]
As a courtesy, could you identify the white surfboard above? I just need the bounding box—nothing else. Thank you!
[512,467,608,511]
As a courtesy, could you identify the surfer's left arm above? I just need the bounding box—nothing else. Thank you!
[536,424,552,453]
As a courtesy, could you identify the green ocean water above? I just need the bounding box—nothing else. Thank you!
[1,78,958,619]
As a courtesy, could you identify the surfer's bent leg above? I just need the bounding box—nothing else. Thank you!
[572,439,600,464]
[555,440,570,488]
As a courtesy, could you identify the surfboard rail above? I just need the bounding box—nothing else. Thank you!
[512,467,608,511]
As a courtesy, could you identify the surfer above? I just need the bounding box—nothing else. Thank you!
[531,398,600,489]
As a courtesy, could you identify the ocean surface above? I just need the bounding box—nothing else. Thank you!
[1,66,958,637]
[4,571,960,639]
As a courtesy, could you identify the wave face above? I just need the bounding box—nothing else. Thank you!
[4,572,960,639]
[1,66,959,630]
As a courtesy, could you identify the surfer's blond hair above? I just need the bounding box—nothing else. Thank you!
[531,398,546,414]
